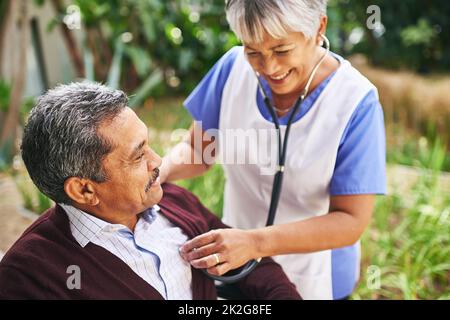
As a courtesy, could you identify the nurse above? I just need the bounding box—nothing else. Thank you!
[160,0,386,300]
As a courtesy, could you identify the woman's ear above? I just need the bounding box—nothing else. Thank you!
[64,177,100,206]
[317,15,328,45]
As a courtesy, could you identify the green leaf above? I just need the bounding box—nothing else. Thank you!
[0,79,11,112]
[106,38,125,89]
[33,0,46,7]
[401,19,436,47]
[125,46,152,77]
[129,68,163,109]
[83,44,95,81]
[45,18,60,33]
[136,0,157,43]
[178,49,194,73]
[37,190,52,213]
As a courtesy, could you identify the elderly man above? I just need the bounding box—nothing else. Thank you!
[0,82,300,300]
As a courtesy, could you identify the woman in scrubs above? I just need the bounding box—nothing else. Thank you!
[160,0,386,299]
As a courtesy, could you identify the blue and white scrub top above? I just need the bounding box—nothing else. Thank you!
[183,46,386,300]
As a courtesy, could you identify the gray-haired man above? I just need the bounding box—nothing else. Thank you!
[0,82,300,299]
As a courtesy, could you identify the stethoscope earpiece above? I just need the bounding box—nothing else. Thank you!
[320,34,330,51]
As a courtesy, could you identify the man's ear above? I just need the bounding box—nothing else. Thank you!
[64,177,100,206]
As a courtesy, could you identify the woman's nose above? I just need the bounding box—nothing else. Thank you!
[261,55,280,76]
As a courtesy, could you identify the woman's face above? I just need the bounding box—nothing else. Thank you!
[244,31,320,97]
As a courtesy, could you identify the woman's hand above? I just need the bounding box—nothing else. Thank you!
[179,228,259,276]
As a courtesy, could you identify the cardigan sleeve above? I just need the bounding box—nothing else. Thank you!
[234,258,301,300]
[0,264,48,299]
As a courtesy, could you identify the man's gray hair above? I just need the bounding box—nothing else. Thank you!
[21,82,128,204]
[225,0,328,43]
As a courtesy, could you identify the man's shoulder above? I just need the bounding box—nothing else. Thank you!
[159,183,201,207]
[0,207,63,267]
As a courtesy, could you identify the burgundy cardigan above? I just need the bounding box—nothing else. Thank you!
[0,183,300,300]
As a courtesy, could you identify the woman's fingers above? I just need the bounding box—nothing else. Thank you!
[180,228,254,274]
[206,262,231,276]
[182,242,218,262]
[190,252,226,270]
[179,230,218,254]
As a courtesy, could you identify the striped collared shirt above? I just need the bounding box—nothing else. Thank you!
[59,203,193,299]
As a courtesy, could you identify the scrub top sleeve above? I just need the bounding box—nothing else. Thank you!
[330,90,387,195]
[183,47,240,131]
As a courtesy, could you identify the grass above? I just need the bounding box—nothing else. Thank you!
[139,95,450,299]
[351,55,450,147]
[386,123,450,172]
[353,171,450,299]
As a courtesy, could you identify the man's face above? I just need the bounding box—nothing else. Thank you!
[93,107,163,216]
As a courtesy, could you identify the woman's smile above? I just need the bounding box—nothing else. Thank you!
[267,69,293,85]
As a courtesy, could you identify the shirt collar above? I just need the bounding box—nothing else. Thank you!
[59,203,160,248]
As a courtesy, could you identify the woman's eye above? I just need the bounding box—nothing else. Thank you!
[275,50,290,55]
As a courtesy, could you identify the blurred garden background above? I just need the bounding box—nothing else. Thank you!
[0,0,449,299]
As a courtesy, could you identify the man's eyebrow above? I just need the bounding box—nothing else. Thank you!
[129,140,146,159]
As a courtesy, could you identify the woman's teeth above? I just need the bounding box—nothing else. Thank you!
[270,70,291,81]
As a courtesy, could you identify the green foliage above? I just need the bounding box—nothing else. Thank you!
[71,0,239,97]
[129,68,164,109]
[14,175,53,215]
[0,138,13,172]
[0,79,12,171]
[401,19,437,47]
[176,164,225,217]
[106,38,125,89]
[0,79,11,113]
[0,80,35,172]
[388,137,450,172]
[328,0,450,72]
[135,97,191,131]
[35,0,450,97]
[354,171,450,299]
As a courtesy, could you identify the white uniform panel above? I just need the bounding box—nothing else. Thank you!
[218,48,376,299]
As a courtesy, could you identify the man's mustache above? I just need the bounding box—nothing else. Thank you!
[145,168,160,192]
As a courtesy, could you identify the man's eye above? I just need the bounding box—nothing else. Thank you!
[246,52,260,57]
[136,152,145,161]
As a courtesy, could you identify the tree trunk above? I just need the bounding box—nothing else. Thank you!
[0,0,12,77]
[86,26,103,80]
[50,0,84,78]
[84,26,113,81]
[0,0,29,151]
[95,26,112,78]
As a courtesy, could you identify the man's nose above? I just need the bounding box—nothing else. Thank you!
[148,151,162,171]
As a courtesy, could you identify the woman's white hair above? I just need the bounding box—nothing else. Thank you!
[225,0,328,43]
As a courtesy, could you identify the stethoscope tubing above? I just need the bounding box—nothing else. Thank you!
[204,35,331,284]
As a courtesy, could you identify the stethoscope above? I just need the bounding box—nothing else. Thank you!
[204,35,331,284]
